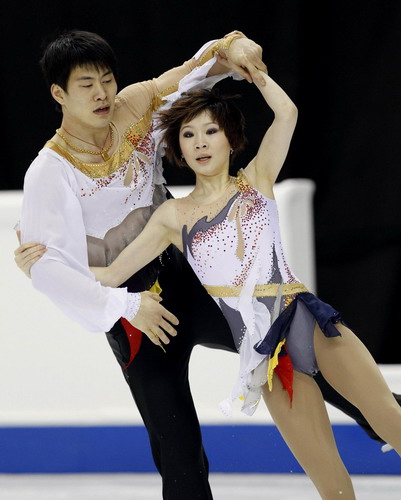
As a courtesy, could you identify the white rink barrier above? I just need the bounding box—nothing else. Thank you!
[1,183,400,427]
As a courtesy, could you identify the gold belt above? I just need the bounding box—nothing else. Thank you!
[203,282,308,298]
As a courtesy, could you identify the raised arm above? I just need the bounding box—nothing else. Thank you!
[91,199,180,288]
[244,70,298,197]
[117,31,266,124]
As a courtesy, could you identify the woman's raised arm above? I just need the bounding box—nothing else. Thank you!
[244,70,298,197]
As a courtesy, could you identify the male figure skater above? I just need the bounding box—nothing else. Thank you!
[16,29,267,499]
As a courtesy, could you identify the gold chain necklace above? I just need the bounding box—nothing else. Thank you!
[56,124,114,161]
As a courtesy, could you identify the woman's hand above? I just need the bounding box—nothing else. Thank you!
[14,242,46,278]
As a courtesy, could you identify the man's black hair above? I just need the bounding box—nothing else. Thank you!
[39,29,118,110]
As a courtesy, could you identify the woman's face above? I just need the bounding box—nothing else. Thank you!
[179,110,231,177]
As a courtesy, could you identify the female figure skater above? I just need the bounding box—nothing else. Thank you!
[33,65,401,497]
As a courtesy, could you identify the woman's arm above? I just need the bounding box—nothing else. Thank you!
[91,199,180,287]
[244,70,298,197]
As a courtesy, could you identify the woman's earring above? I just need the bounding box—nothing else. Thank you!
[230,149,234,155]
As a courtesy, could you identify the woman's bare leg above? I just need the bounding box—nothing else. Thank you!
[314,323,401,455]
[263,371,355,499]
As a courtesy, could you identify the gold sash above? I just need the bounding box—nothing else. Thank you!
[203,282,308,298]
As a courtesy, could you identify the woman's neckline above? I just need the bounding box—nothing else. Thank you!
[188,177,238,207]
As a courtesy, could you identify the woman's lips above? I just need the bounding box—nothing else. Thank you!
[196,155,211,163]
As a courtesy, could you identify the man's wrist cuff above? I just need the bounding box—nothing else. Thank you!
[123,292,142,322]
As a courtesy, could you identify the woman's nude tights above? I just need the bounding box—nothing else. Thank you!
[262,324,401,499]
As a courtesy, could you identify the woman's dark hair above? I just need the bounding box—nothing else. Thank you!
[39,30,118,110]
[157,88,247,167]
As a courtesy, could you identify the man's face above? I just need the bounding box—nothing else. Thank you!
[53,65,118,131]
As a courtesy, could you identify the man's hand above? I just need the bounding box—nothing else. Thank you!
[131,291,179,349]
[218,36,267,85]
[14,242,46,278]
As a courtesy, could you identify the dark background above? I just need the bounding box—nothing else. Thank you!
[2,0,401,362]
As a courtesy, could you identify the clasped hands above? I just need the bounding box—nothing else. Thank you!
[217,32,268,85]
